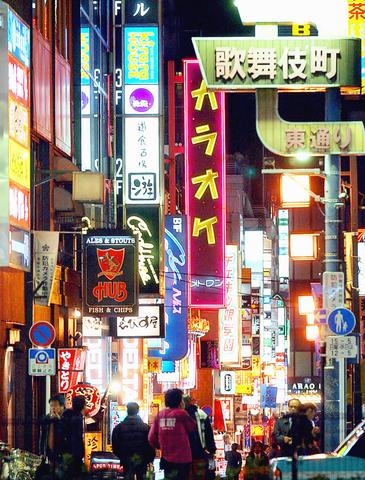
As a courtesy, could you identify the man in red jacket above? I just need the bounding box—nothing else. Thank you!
[148,388,196,480]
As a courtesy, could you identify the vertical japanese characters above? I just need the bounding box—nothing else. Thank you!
[184,59,226,308]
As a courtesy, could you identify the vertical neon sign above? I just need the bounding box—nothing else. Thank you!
[184,59,226,308]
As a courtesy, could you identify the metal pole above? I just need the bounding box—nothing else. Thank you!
[323,87,343,452]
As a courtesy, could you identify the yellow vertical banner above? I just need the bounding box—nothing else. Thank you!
[84,431,102,471]
[348,0,365,92]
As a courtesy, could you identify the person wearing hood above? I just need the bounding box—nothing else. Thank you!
[112,402,155,480]
[183,395,216,480]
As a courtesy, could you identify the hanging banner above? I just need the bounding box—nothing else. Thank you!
[58,348,87,394]
[149,215,188,360]
[83,230,139,316]
[219,245,241,366]
[85,432,102,471]
[116,305,164,338]
[184,59,226,308]
[119,338,144,404]
[33,231,59,306]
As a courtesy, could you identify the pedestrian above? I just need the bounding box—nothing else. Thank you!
[294,403,320,455]
[112,402,155,480]
[272,398,301,457]
[148,388,196,480]
[39,395,65,466]
[61,395,86,478]
[183,395,216,480]
[244,441,269,480]
[225,443,242,480]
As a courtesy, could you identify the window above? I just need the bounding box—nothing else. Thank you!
[33,0,51,40]
[55,0,70,60]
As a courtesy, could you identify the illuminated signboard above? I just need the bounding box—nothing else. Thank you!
[126,206,160,295]
[193,37,360,90]
[124,26,159,84]
[119,338,144,403]
[58,348,86,394]
[125,0,159,23]
[0,4,30,270]
[124,116,160,204]
[184,59,226,308]
[124,84,159,115]
[80,27,90,85]
[149,215,189,360]
[348,0,365,92]
[219,245,241,365]
[278,209,289,283]
[83,230,139,316]
[116,305,164,338]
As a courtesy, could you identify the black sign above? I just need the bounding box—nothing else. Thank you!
[83,230,138,316]
[200,340,219,369]
[126,206,160,295]
[125,0,159,23]
[241,295,251,309]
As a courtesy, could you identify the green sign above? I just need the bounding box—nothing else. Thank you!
[193,37,361,89]
[256,89,365,156]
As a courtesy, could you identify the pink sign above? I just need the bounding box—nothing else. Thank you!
[58,348,86,394]
[184,59,226,308]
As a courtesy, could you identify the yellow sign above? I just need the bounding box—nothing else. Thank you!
[84,431,102,470]
[348,0,365,91]
[236,384,252,395]
[250,425,264,437]
[8,138,30,188]
[148,357,162,373]
[8,97,29,148]
[252,356,261,377]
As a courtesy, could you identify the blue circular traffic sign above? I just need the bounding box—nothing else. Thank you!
[327,308,356,336]
[29,321,56,347]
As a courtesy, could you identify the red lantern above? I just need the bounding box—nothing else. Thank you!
[65,383,101,417]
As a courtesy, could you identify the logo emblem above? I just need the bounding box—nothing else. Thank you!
[97,248,125,280]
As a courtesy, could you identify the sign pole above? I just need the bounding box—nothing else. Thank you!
[323,87,343,452]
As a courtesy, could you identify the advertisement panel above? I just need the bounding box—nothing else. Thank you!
[348,0,365,91]
[33,231,59,306]
[7,8,30,67]
[124,116,160,204]
[124,26,159,84]
[116,305,164,338]
[219,245,241,365]
[126,206,160,295]
[149,215,189,360]
[83,230,139,316]
[119,338,144,403]
[124,84,159,115]
[9,181,30,230]
[125,0,159,23]
[184,59,226,308]
[58,348,86,393]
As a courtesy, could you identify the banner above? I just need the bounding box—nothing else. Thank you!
[33,231,59,306]
[58,348,86,394]
[83,230,138,316]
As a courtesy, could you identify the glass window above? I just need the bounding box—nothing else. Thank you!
[33,0,51,40]
[55,0,70,60]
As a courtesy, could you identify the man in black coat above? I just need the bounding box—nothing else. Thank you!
[112,402,155,480]
[272,398,301,457]
[39,395,65,465]
[61,395,86,477]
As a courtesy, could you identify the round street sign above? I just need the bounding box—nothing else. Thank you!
[327,308,356,336]
[29,321,56,347]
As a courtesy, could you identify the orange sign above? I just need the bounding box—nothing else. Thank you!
[85,431,102,470]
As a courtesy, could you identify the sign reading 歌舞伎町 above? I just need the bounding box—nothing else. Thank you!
[83,230,139,316]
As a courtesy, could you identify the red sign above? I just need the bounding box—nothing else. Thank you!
[8,54,29,106]
[97,248,125,280]
[184,59,226,308]
[58,348,86,393]
[9,181,30,230]
[65,383,101,417]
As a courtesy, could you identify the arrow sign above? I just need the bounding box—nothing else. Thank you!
[29,321,56,347]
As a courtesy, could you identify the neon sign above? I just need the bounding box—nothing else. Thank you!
[184,59,226,308]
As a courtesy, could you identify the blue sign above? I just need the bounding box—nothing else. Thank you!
[260,385,277,409]
[124,26,159,84]
[327,308,356,336]
[149,215,188,360]
[28,348,56,376]
[8,8,30,68]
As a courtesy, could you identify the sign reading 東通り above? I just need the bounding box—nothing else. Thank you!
[83,230,139,316]
[193,37,361,90]
[184,59,226,308]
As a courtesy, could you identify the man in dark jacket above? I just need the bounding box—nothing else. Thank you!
[272,398,301,457]
[112,402,155,480]
[61,395,86,477]
[39,394,64,464]
[184,395,216,480]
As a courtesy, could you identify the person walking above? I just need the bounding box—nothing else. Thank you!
[183,395,216,480]
[244,441,269,480]
[272,398,301,457]
[294,403,320,455]
[39,395,65,466]
[112,402,155,480]
[225,443,242,480]
[148,388,196,480]
[61,395,86,478]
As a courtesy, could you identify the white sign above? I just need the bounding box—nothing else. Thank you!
[124,85,159,115]
[82,317,103,337]
[28,348,56,376]
[33,231,59,306]
[117,305,162,338]
[234,0,348,37]
[124,116,160,204]
[326,335,357,358]
[219,245,241,365]
[323,271,344,310]
[220,371,236,395]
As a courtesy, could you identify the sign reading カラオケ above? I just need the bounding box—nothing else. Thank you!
[83,230,139,316]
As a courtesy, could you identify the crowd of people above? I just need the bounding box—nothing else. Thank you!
[38,390,319,480]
